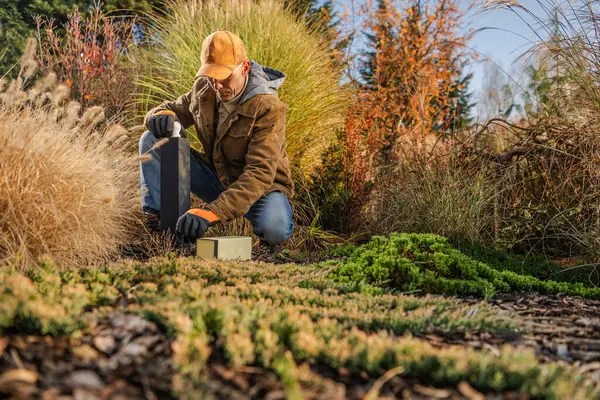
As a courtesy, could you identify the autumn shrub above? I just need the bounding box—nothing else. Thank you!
[35,4,137,119]
[135,0,350,169]
[323,232,600,299]
[309,0,473,231]
[0,41,139,269]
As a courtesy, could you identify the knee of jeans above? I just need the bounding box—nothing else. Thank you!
[139,130,157,153]
[255,214,294,245]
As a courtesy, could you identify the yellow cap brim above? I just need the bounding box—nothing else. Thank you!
[195,63,236,80]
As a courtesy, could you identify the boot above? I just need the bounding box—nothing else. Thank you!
[142,206,160,234]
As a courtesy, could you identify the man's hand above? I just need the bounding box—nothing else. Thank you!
[147,110,177,138]
[176,208,220,242]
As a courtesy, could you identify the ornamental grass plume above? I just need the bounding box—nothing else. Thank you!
[0,41,139,270]
[18,37,38,80]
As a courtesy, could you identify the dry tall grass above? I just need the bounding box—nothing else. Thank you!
[370,164,495,247]
[0,42,140,269]
[477,117,600,256]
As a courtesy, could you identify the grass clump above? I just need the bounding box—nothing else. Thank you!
[370,163,495,247]
[136,0,350,169]
[0,42,139,269]
[325,232,600,299]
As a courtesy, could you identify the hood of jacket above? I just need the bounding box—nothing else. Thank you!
[236,60,285,105]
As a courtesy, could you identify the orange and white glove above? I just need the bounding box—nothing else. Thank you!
[176,208,220,241]
[146,110,177,138]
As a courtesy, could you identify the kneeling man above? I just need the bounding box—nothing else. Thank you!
[139,30,294,251]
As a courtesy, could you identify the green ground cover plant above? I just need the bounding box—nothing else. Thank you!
[324,233,600,299]
[0,257,511,338]
[2,257,597,398]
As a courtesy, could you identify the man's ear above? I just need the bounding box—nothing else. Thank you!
[242,60,251,76]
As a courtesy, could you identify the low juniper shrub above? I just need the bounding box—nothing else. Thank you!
[325,233,600,299]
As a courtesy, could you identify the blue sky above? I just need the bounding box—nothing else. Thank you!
[465,0,544,96]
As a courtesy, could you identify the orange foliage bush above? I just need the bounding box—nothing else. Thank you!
[339,0,472,225]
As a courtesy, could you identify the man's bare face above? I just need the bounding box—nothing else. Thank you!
[209,61,250,102]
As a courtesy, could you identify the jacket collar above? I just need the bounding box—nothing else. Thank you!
[196,78,262,145]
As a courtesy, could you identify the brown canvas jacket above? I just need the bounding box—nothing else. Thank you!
[145,62,294,223]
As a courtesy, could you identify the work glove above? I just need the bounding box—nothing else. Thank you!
[176,208,220,242]
[146,110,177,138]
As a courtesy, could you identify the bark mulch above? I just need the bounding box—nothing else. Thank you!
[0,313,173,400]
[413,294,600,385]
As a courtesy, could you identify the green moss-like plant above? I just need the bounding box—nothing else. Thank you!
[326,233,600,299]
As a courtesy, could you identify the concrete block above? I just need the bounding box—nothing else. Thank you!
[196,236,252,261]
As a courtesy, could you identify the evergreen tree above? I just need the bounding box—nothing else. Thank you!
[358,0,389,89]
[444,71,474,132]
[102,0,163,13]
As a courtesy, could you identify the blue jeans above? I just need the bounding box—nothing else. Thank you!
[139,131,294,245]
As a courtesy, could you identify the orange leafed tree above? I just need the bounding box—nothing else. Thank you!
[339,0,472,223]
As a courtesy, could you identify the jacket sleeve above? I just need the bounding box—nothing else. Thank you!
[208,97,286,222]
[144,89,195,130]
